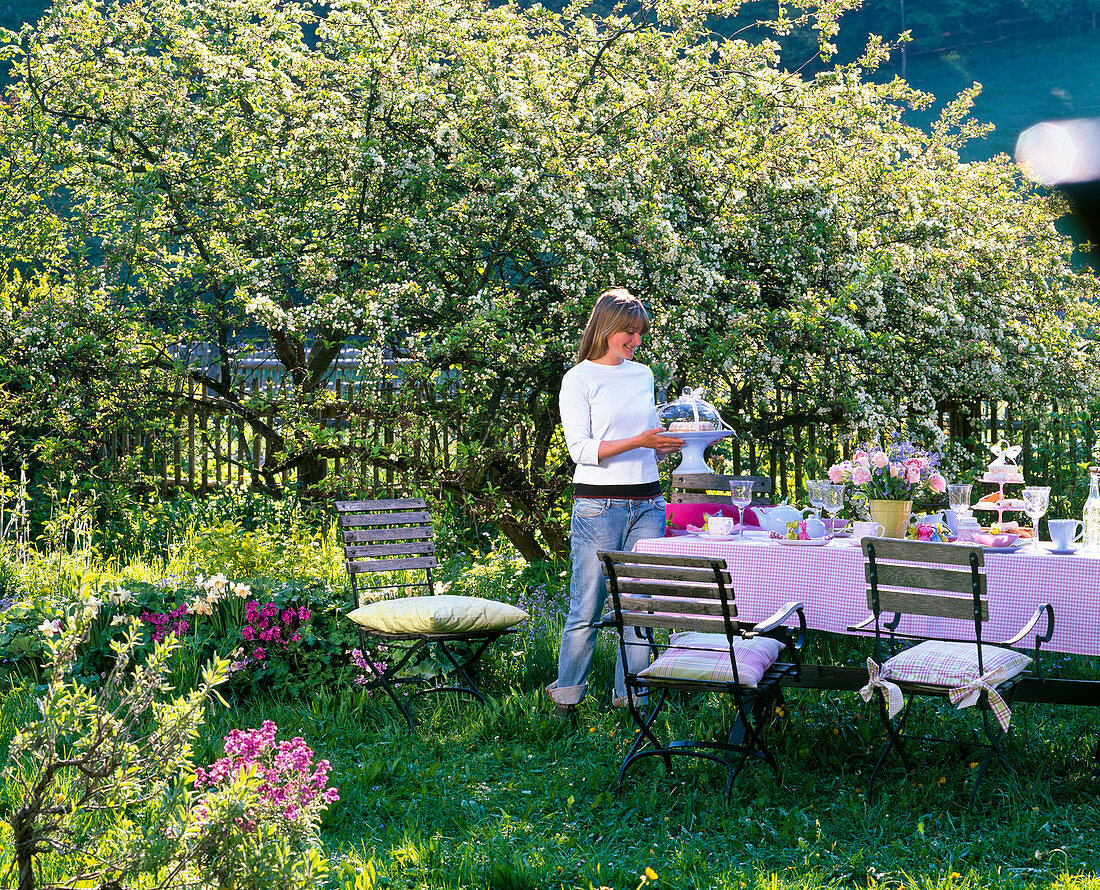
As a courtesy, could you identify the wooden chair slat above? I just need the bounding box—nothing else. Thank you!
[343,527,434,544]
[346,556,439,574]
[336,498,427,512]
[867,588,988,621]
[602,564,731,584]
[669,473,773,505]
[615,612,729,633]
[865,563,986,595]
[615,595,731,616]
[863,538,985,568]
[345,542,436,559]
[339,512,432,529]
[606,579,727,600]
[599,549,728,570]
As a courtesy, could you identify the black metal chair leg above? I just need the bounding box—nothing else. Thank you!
[618,689,672,789]
[364,657,416,730]
[869,695,916,803]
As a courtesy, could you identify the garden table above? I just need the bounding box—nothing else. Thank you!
[636,531,1096,656]
[634,531,1100,713]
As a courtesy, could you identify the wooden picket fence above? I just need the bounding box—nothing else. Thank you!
[97,378,1096,514]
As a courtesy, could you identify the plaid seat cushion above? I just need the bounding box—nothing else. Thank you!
[864,640,1032,730]
[880,640,1031,687]
[638,636,783,688]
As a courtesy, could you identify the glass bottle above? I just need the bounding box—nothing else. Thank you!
[1084,467,1100,551]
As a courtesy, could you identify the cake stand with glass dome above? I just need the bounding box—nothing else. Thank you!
[656,387,734,475]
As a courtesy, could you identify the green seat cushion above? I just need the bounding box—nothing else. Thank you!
[348,594,528,635]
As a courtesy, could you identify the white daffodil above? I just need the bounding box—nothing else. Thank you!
[38,618,62,636]
[204,574,229,596]
[107,587,132,606]
[231,582,251,599]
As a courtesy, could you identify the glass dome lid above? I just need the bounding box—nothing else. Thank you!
[657,386,729,432]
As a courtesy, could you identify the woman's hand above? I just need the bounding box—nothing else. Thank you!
[637,427,683,453]
[596,427,683,462]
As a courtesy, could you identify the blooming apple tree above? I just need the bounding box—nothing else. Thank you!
[1,0,1097,558]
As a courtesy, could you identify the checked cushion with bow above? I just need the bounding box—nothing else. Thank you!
[859,640,1032,731]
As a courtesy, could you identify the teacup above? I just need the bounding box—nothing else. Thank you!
[1048,519,1083,550]
[851,521,885,540]
[706,515,737,536]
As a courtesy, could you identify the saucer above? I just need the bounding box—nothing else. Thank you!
[1047,546,1079,555]
[695,532,741,541]
[774,536,833,546]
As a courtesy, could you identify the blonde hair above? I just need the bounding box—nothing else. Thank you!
[574,288,651,364]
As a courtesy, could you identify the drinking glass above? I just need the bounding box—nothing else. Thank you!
[947,483,972,513]
[822,484,846,533]
[1021,486,1051,547]
[729,480,754,540]
[807,479,828,518]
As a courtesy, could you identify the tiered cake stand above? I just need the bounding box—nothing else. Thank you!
[659,429,734,475]
[973,477,1025,527]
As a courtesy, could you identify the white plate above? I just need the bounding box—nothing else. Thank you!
[695,532,742,541]
[774,536,833,546]
[982,542,1028,553]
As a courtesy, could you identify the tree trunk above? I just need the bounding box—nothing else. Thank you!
[296,452,328,504]
[12,804,37,890]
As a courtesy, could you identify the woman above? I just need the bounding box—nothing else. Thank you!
[547,288,683,720]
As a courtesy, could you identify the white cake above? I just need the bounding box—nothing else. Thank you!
[982,469,1024,484]
[668,420,716,431]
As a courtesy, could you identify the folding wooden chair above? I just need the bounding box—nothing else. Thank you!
[337,498,526,729]
[599,549,805,799]
[669,472,773,506]
[860,537,1054,810]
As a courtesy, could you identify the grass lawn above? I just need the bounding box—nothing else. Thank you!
[8,633,1098,889]
[204,647,1100,889]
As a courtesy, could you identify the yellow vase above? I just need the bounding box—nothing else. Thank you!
[868,499,913,539]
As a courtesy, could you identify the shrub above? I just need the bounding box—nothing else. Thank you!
[1,599,230,890]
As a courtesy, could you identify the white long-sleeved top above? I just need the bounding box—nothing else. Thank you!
[558,359,660,486]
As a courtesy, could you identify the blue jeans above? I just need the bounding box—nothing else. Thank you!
[548,496,666,706]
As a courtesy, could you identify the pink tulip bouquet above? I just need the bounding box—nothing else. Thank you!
[828,442,946,501]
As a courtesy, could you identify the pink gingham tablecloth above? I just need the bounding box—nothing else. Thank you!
[634,532,1096,656]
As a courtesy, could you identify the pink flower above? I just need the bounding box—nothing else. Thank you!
[854,452,871,469]
[850,466,872,485]
[929,473,946,493]
[917,524,934,541]
[906,466,922,484]
[827,464,847,484]
[889,463,901,478]
[871,451,889,469]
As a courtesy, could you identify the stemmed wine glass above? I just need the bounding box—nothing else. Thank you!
[1021,486,1051,548]
[822,484,846,534]
[729,480,754,541]
[807,479,828,518]
[947,483,972,514]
